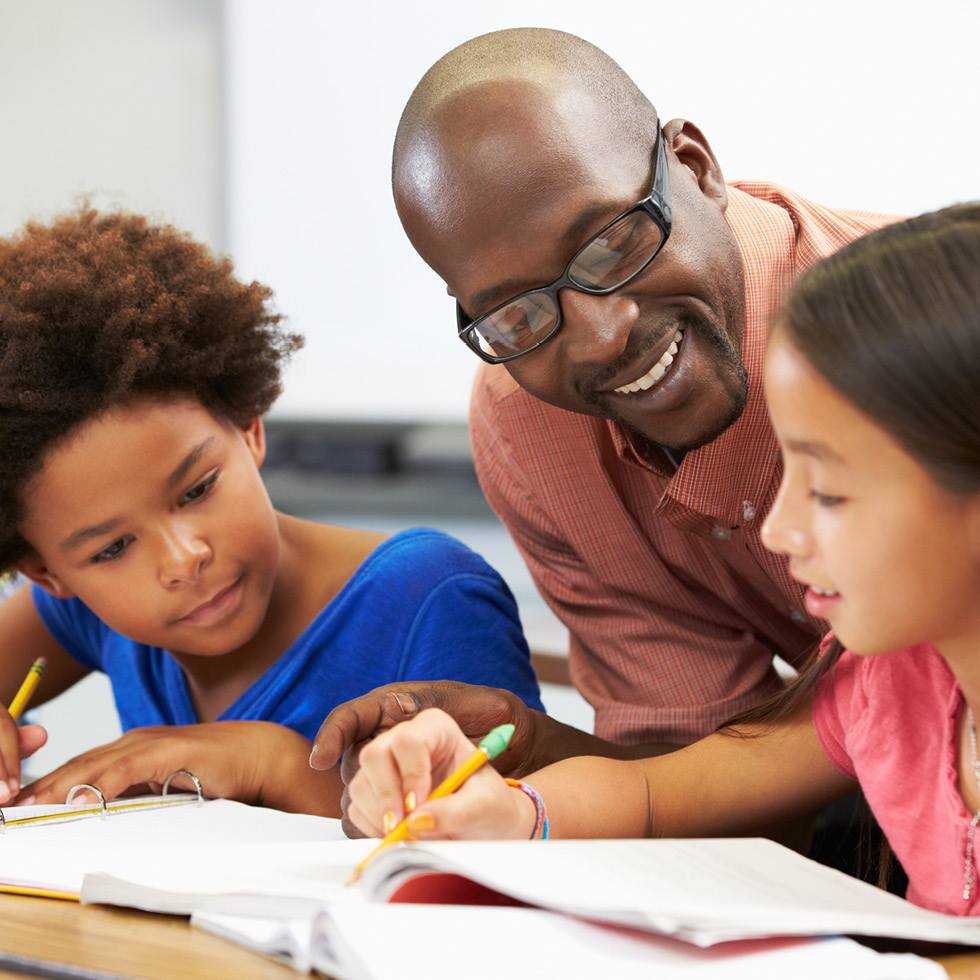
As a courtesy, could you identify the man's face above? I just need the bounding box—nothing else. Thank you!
[396,83,748,454]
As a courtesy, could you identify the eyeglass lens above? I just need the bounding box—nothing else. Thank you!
[469,209,665,360]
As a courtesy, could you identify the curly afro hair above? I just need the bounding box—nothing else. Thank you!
[0,206,303,570]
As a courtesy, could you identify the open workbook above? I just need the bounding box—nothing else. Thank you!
[71,833,980,946]
[2,796,977,974]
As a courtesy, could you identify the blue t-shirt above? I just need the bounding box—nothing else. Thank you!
[32,528,544,739]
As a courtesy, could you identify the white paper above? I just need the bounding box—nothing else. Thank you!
[193,904,948,980]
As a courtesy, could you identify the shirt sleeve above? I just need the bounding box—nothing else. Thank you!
[31,586,107,672]
[395,563,545,713]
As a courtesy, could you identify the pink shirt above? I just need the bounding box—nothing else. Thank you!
[471,183,898,745]
[814,644,980,915]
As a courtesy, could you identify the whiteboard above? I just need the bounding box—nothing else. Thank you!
[226,0,980,422]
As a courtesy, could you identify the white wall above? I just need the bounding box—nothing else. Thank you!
[226,0,980,422]
[2,1,977,423]
[0,0,224,248]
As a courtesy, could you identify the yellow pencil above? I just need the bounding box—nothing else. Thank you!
[7,657,47,721]
[347,722,515,884]
[0,883,80,902]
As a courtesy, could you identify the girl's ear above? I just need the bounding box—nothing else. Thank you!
[239,416,267,468]
[662,118,728,208]
[15,556,75,599]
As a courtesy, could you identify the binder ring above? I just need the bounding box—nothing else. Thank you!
[162,769,204,807]
[0,808,5,834]
[66,783,107,819]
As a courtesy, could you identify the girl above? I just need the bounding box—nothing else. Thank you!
[346,202,980,915]
[0,207,542,815]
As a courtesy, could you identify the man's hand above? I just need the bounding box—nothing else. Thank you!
[309,681,542,837]
[310,681,539,777]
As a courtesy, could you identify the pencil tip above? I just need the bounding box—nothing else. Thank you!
[345,868,362,887]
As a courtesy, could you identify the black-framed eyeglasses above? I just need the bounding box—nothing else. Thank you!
[456,126,672,364]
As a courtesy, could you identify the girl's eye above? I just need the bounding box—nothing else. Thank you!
[180,472,217,505]
[92,536,133,564]
[809,489,845,507]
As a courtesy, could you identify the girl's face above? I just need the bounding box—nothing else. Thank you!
[17,397,281,659]
[761,331,980,663]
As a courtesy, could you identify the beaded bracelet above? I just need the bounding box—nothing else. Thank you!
[504,778,549,840]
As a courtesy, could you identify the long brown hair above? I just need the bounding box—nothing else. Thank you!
[723,202,980,885]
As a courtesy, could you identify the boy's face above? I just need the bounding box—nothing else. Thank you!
[17,397,281,658]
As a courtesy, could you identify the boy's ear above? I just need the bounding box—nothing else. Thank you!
[239,416,267,468]
[15,555,75,599]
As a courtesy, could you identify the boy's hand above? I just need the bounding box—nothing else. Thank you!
[15,721,343,816]
[346,708,534,841]
[0,711,48,804]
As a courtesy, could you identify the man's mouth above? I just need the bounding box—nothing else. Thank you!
[613,329,684,394]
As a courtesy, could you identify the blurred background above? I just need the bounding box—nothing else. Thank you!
[4,0,977,774]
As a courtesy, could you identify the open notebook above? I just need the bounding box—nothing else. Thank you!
[71,833,980,947]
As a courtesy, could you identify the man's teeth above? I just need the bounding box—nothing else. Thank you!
[614,330,684,394]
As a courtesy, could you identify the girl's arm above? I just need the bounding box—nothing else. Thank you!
[0,584,92,800]
[346,703,857,841]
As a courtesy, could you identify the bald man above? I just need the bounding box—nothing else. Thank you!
[312,28,897,783]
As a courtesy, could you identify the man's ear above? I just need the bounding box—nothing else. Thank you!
[662,118,728,208]
[239,416,267,468]
[15,555,75,599]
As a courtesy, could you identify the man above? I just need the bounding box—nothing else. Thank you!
[311,27,896,780]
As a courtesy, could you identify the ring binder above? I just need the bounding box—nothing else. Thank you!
[0,770,205,834]
[162,769,204,806]
[66,784,107,819]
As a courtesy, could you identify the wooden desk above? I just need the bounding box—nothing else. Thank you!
[1,891,979,979]
[0,893,298,980]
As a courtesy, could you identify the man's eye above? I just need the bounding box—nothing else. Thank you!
[180,473,217,505]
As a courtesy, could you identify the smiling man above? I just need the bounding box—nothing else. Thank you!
[313,28,897,779]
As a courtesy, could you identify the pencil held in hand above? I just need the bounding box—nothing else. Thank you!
[8,657,47,721]
[347,722,515,884]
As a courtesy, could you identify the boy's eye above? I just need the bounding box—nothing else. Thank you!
[92,536,133,564]
[180,472,217,505]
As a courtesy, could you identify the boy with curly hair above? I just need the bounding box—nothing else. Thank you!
[0,207,542,815]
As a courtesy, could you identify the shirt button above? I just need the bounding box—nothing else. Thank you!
[711,526,732,541]
[789,608,807,623]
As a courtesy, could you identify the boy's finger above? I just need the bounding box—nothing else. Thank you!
[0,716,22,802]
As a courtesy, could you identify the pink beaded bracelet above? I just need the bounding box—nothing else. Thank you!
[505,778,549,839]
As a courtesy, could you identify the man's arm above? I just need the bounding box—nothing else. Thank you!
[309,681,677,779]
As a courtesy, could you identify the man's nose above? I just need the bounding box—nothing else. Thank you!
[557,288,639,365]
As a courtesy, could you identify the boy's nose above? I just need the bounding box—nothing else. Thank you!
[158,527,212,585]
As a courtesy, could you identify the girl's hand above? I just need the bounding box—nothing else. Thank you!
[347,708,535,840]
[14,721,344,816]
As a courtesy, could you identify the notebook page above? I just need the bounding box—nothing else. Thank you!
[0,798,345,895]
[359,837,980,946]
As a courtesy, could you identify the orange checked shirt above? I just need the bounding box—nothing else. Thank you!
[470,182,898,747]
